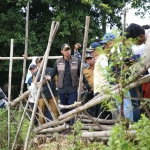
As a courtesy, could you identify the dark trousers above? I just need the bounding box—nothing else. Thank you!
[59,92,78,125]
[129,88,141,122]
[29,103,38,125]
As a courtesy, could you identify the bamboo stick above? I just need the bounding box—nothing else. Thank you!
[20,2,29,96]
[81,130,136,138]
[11,101,29,150]
[8,39,14,150]
[80,118,116,125]
[84,110,103,130]
[41,92,56,120]
[77,16,90,102]
[58,102,82,109]
[46,82,61,115]
[81,125,113,131]
[34,115,75,133]
[24,21,60,150]
[0,56,61,60]
[38,124,70,134]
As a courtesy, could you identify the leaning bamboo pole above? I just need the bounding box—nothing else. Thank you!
[77,16,90,102]
[11,101,29,150]
[24,21,60,150]
[38,124,70,134]
[20,2,29,96]
[81,130,136,138]
[0,56,61,60]
[8,39,14,150]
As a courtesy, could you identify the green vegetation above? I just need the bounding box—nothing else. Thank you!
[0,109,34,150]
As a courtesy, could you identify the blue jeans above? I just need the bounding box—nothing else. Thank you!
[129,88,141,122]
[116,91,134,122]
[59,92,78,125]
[0,102,6,109]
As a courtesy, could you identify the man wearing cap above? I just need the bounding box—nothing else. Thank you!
[34,58,59,124]
[27,64,38,125]
[87,41,112,119]
[82,53,95,116]
[27,64,38,86]
[50,43,91,125]
[102,33,134,121]
[83,53,95,90]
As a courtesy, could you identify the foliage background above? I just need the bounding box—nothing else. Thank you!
[0,0,149,97]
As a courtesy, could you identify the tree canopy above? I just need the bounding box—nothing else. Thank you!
[0,0,149,92]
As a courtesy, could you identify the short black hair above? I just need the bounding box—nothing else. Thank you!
[142,25,150,29]
[126,23,145,39]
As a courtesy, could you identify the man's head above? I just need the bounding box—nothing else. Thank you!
[74,43,81,50]
[29,64,37,74]
[61,44,71,58]
[86,42,101,57]
[35,57,43,67]
[126,23,145,45]
[85,53,95,67]
[100,33,115,50]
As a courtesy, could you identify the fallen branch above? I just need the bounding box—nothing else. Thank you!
[38,124,70,134]
[58,102,82,109]
[81,130,136,138]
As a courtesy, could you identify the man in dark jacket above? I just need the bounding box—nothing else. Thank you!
[34,58,59,124]
[50,44,91,125]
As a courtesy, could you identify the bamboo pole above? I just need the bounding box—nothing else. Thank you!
[34,115,76,133]
[8,39,14,150]
[77,16,90,102]
[24,21,60,150]
[80,118,116,125]
[75,16,90,123]
[0,56,61,60]
[58,101,82,109]
[41,92,56,120]
[20,2,29,96]
[81,125,113,131]
[11,101,29,150]
[46,82,61,115]
[81,130,136,138]
[84,110,103,130]
[38,124,70,134]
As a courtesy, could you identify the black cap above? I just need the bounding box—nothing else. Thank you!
[61,44,70,50]
[29,64,37,70]
[85,53,94,59]
[35,57,43,64]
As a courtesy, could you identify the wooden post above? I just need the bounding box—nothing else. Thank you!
[8,39,14,150]
[24,21,60,150]
[77,16,90,102]
[20,2,29,96]
[11,101,29,150]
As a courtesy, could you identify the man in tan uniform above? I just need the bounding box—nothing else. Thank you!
[83,53,95,90]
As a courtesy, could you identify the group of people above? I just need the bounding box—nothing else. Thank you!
[26,23,150,125]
